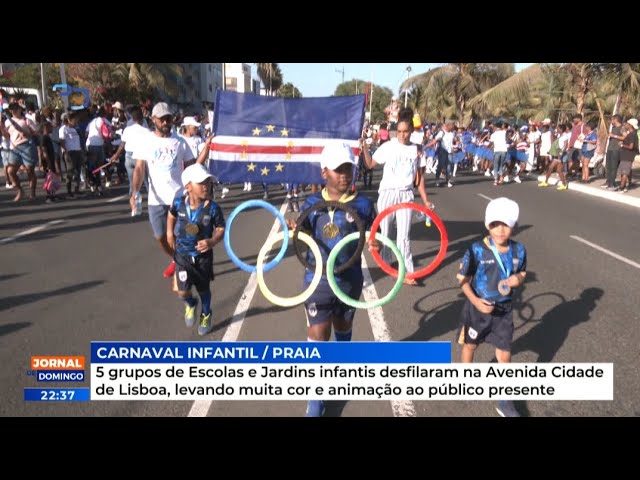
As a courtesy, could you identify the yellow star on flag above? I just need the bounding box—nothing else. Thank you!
[266,125,276,132]
[275,163,284,172]
[261,166,270,176]
[280,128,289,137]
[247,163,257,172]
[252,127,262,136]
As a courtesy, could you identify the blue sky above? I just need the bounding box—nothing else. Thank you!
[277,63,534,98]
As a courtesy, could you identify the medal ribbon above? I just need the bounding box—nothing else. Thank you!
[321,188,356,225]
[488,237,512,279]
[185,197,207,231]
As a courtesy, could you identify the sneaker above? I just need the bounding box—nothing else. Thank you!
[163,261,176,278]
[198,312,213,336]
[503,176,510,183]
[557,184,568,191]
[305,400,326,417]
[263,192,269,199]
[601,184,609,189]
[222,187,230,195]
[496,400,520,417]
[5,182,13,189]
[184,303,197,327]
[484,170,491,177]
[538,181,549,187]
[292,201,299,212]
[513,176,522,184]
[447,181,453,188]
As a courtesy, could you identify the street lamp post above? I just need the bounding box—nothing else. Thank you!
[404,65,411,108]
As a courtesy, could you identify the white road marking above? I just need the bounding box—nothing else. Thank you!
[188,200,289,417]
[570,235,640,269]
[106,194,128,203]
[361,258,416,417]
[0,220,66,245]
[477,194,493,201]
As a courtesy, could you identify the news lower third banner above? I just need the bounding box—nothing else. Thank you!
[84,342,613,402]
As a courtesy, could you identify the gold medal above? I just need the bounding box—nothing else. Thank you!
[498,280,511,296]
[322,222,339,239]
[185,223,199,235]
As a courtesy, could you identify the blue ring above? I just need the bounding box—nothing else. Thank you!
[224,199,289,273]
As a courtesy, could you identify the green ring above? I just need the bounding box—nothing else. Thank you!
[326,231,405,309]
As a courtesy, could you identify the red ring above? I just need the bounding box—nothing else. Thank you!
[369,202,448,280]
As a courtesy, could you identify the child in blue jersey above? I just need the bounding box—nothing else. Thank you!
[167,163,225,336]
[287,142,379,417]
[456,197,527,417]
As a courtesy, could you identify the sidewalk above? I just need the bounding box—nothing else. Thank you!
[536,158,640,209]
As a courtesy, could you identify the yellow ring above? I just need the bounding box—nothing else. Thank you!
[256,230,323,307]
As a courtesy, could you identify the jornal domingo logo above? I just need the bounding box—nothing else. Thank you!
[28,356,85,382]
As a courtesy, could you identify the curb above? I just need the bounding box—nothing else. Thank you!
[537,174,640,209]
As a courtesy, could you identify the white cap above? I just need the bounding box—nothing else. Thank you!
[542,118,552,125]
[112,101,125,111]
[151,102,172,118]
[181,163,213,187]
[319,142,357,170]
[485,197,520,229]
[627,118,638,130]
[182,116,201,127]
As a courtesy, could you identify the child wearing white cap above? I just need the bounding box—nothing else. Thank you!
[166,163,226,336]
[455,197,528,417]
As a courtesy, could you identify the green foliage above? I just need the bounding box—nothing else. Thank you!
[334,80,393,124]
[277,83,302,98]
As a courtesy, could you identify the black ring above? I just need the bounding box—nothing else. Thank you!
[293,199,366,274]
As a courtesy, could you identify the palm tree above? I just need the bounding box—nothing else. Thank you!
[401,63,514,121]
[255,63,283,96]
[114,63,183,98]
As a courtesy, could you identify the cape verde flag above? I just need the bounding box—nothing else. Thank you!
[210,90,366,185]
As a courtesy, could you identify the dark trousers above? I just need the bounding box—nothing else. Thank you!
[436,148,450,183]
[605,149,620,187]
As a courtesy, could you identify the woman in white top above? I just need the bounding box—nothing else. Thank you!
[361,117,432,285]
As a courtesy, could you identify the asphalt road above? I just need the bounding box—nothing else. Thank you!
[2,169,638,417]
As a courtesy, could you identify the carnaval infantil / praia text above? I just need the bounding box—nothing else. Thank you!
[94,346,321,360]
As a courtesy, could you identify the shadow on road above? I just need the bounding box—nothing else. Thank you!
[0,280,105,312]
[0,322,31,337]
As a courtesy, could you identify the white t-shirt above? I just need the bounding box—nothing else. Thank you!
[490,129,508,153]
[58,125,82,151]
[86,117,112,147]
[121,123,151,154]
[181,134,204,159]
[373,138,424,191]
[540,131,553,156]
[133,133,193,206]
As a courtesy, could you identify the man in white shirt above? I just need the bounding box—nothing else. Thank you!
[129,102,212,278]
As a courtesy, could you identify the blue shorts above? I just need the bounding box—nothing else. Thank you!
[456,298,514,352]
[303,275,362,326]
[8,142,37,167]
[1,149,9,167]
[148,204,171,239]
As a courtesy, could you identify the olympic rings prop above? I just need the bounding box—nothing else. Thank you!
[224,199,289,273]
[293,199,366,274]
[327,231,405,309]
[369,202,448,280]
[256,230,323,308]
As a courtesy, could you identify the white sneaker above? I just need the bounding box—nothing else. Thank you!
[503,176,510,183]
[247,183,252,191]
[447,181,454,188]
[222,187,229,195]
[6,182,13,189]
[472,166,478,172]
[514,176,522,184]
[484,170,491,177]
